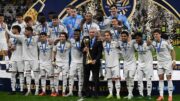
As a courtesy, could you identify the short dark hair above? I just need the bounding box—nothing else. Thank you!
[70,6,76,10]
[110,4,117,9]
[40,32,47,36]
[153,29,161,35]
[66,5,74,9]
[112,17,118,20]
[48,11,56,15]
[12,25,21,33]
[38,16,46,24]
[16,13,23,17]
[60,32,68,40]
[74,29,81,35]
[134,32,143,38]
[104,30,112,37]
[121,31,129,36]
[25,27,33,32]
[74,29,81,32]
[52,14,58,19]
[24,16,32,23]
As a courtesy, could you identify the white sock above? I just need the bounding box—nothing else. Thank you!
[34,72,39,92]
[78,75,83,93]
[159,80,164,96]
[41,76,46,92]
[62,75,67,93]
[11,73,16,91]
[69,76,74,94]
[26,72,31,92]
[138,80,144,96]
[54,76,59,93]
[115,79,120,96]
[19,73,24,92]
[127,78,134,96]
[49,77,55,93]
[147,79,152,96]
[107,79,113,95]
[168,80,173,96]
[5,56,9,69]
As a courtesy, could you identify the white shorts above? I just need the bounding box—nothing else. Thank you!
[106,66,120,79]
[40,63,53,77]
[69,62,83,77]
[0,41,8,50]
[9,61,24,72]
[123,62,137,79]
[137,66,153,80]
[24,60,39,72]
[54,62,69,77]
[157,61,173,75]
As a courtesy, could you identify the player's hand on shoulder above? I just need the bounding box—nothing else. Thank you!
[54,39,60,45]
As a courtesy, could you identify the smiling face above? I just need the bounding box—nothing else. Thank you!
[59,34,66,43]
[121,33,128,42]
[135,35,142,44]
[110,6,118,16]
[85,13,92,22]
[24,29,32,37]
[74,31,80,41]
[52,18,59,26]
[111,18,119,27]
[40,34,47,42]
[16,16,23,23]
[104,32,112,42]
[12,28,19,35]
[153,32,161,41]
[70,9,77,17]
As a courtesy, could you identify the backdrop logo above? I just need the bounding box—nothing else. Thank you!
[101,0,137,19]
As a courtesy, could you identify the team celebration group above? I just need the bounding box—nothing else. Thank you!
[0,5,176,101]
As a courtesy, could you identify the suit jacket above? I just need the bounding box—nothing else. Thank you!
[81,36,103,67]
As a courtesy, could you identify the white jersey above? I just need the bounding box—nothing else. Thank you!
[38,40,53,64]
[119,40,136,67]
[70,39,83,63]
[0,23,7,42]
[152,39,173,62]
[103,40,120,67]
[96,18,111,32]
[53,41,71,63]
[82,22,100,36]
[134,42,153,67]
[50,24,67,41]
[110,27,121,41]
[6,30,39,61]
[9,38,23,61]
[35,23,51,35]
[11,21,26,34]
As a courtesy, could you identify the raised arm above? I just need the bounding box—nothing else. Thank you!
[5,28,23,41]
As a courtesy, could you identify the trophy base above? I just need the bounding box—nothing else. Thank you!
[86,60,93,64]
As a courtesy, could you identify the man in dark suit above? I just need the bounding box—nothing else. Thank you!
[81,27,103,98]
